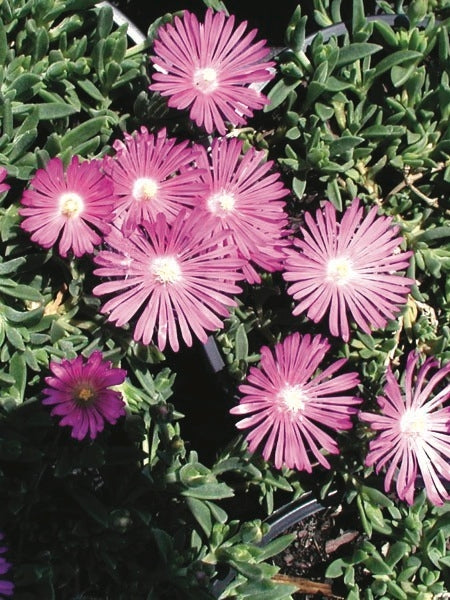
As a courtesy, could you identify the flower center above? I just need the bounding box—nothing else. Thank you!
[193,67,218,94]
[132,177,159,201]
[400,408,428,438]
[74,384,96,404]
[151,256,182,284]
[326,256,354,285]
[279,384,308,414]
[59,192,84,218]
[207,191,236,216]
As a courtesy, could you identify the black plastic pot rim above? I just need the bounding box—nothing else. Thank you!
[98,1,146,45]
[269,13,434,57]
[261,489,338,544]
[210,490,338,598]
[102,6,434,59]
[100,5,436,104]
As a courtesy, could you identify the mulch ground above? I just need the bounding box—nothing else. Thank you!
[271,504,364,599]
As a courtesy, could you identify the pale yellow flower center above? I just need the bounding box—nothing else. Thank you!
[279,384,307,414]
[327,256,354,285]
[207,191,236,215]
[151,256,182,284]
[400,408,428,437]
[132,177,158,201]
[74,384,96,404]
[59,192,84,218]
[193,67,218,93]
[78,387,94,401]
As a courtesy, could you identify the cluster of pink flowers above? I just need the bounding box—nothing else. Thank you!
[232,336,450,506]
[19,131,290,352]
[11,7,449,506]
[17,8,414,354]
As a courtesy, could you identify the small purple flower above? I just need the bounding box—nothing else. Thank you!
[0,533,14,598]
[0,168,10,195]
[42,351,127,440]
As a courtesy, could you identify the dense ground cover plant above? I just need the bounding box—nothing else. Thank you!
[0,0,449,598]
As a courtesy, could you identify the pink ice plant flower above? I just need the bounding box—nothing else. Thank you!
[360,351,450,506]
[195,137,290,283]
[42,351,127,441]
[149,9,275,135]
[230,332,361,472]
[20,156,114,257]
[0,167,10,194]
[103,127,207,235]
[93,210,244,352]
[283,198,414,342]
[0,533,14,598]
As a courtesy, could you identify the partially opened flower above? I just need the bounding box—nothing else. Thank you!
[283,198,414,341]
[360,351,450,506]
[149,9,275,135]
[0,167,10,194]
[103,127,206,235]
[0,533,14,598]
[230,332,360,472]
[195,137,290,283]
[42,351,127,441]
[20,156,114,257]
[93,210,244,352]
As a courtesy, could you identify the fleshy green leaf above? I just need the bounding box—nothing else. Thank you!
[336,43,382,68]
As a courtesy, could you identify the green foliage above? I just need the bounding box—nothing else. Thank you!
[266,2,449,218]
[0,0,147,179]
[326,490,450,598]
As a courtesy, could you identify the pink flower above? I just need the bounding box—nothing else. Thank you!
[103,127,206,235]
[93,210,244,352]
[42,351,127,441]
[19,156,114,257]
[283,198,414,342]
[0,533,14,598]
[149,9,275,135]
[0,168,10,194]
[230,332,360,472]
[195,137,290,283]
[360,351,450,506]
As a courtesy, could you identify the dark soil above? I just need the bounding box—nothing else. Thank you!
[271,504,365,599]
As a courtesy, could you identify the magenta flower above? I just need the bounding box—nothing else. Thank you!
[0,533,14,598]
[103,127,206,235]
[360,351,450,506]
[93,210,244,352]
[20,156,114,257]
[42,351,127,441]
[283,198,414,342]
[230,332,360,472]
[0,168,10,195]
[149,9,275,135]
[195,137,290,283]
